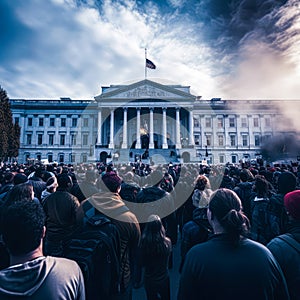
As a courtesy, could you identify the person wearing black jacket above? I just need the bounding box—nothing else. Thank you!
[267,190,300,300]
[178,188,290,300]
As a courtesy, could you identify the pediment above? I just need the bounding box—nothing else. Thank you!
[95,79,196,102]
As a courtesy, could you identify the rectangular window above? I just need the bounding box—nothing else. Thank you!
[230,135,236,147]
[71,134,77,146]
[253,118,259,127]
[205,117,211,128]
[229,118,235,127]
[241,117,247,128]
[194,118,200,128]
[72,118,77,127]
[49,134,54,145]
[242,135,248,147]
[83,118,89,127]
[39,118,44,127]
[82,154,87,163]
[50,118,55,127]
[219,155,225,164]
[61,118,66,127]
[232,155,237,164]
[28,117,33,126]
[206,134,212,146]
[59,154,64,163]
[255,135,260,146]
[218,135,224,146]
[60,135,65,146]
[194,134,200,145]
[27,134,32,145]
[14,117,19,125]
[83,134,88,146]
[48,154,53,163]
[37,134,43,145]
[70,154,75,163]
[265,118,271,127]
[217,117,223,128]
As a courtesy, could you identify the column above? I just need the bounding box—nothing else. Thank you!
[121,108,128,149]
[136,108,141,149]
[189,109,195,146]
[162,107,168,149]
[108,109,114,149]
[175,108,181,149]
[97,109,102,145]
[149,108,154,149]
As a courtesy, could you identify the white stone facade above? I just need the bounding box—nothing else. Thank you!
[10,80,296,164]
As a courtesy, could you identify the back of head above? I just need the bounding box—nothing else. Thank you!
[194,175,210,191]
[284,190,300,221]
[101,172,122,193]
[6,182,34,205]
[209,189,249,245]
[57,173,73,190]
[254,175,269,196]
[278,171,297,194]
[240,169,253,182]
[13,173,28,185]
[1,201,45,256]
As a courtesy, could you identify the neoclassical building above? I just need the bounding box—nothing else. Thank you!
[10,79,294,165]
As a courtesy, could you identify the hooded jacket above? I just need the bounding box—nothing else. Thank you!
[0,256,85,299]
[77,192,140,292]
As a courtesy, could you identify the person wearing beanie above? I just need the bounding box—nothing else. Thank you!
[76,171,140,299]
[267,190,300,300]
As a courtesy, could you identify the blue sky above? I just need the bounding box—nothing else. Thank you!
[1,0,299,100]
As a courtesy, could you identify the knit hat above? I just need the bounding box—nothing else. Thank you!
[13,173,28,185]
[284,190,300,220]
[101,172,122,192]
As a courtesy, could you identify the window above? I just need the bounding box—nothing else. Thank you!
[253,118,259,127]
[206,134,212,146]
[72,118,77,127]
[59,154,64,163]
[229,118,235,127]
[28,118,33,126]
[37,134,43,145]
[27,134,32,145]
[39,118,44,127]
[82,154,87,163]
[255,135,260,146]
[70,153,75,163]
[194,134,200,145]
[50,118,55,127]
[48,154,53,163]
[219,155,225,164]
[37,154,41,161]
[83,118,88,127]
[241,117,247,128]
[61,118,66,127]
[83,134,88,146]
[230,135,236,147]
[217,117,223,128]
[71,134,76,146]
[242,135,248,147]
[232,155,237,164]
[205,117,211,128]
[49,134,54,145]
[60,135,65,146]
[218,135,224,146]
[194,118,200,128]
[265,118,271,127]
[14,117,19,125]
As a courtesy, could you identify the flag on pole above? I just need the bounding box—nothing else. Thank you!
[146,58,156,69]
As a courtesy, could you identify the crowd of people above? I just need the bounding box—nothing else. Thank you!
[0,159,299,299]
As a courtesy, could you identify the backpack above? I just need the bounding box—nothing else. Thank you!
[251,198,286,245]
[63,201,121,300]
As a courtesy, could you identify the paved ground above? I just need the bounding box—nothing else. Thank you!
[132,242,181,299]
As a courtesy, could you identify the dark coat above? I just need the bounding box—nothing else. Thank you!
[267,221,300,300]
[178,234,290,300]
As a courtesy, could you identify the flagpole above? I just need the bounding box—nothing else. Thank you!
[145,48,147,80]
